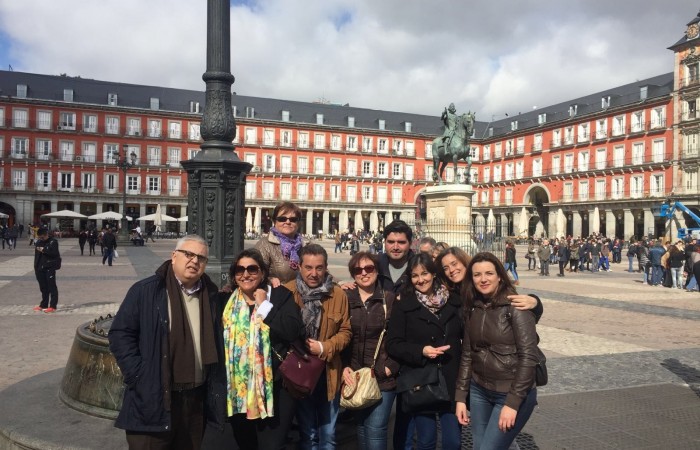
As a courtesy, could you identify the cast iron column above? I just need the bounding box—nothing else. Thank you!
[181,0,252,287]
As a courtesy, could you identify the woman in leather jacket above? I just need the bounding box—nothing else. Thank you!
[455,252,539,450]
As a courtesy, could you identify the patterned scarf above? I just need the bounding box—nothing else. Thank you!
[295,272,335,339]
[270,227,303,270]
[222,289,274,419]
[416,283,450,316]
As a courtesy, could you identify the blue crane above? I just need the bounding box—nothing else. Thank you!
[659,200,700,239]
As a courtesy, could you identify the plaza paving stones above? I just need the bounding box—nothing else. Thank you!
[0,240,699,448]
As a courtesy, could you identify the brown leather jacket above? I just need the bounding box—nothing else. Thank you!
[455,295,538,410]
[254,233,308,284]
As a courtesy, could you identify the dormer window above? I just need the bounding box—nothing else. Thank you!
[63,89,74,102]
[488,127,493,137]
[569,104,578,117]
[601,96,611,109]
[188,101,199,113]
[405,122,412,132]
[537,113,547,125]
[16,84,27,98]
[245,107,255,118]
[151,98,161,111]
[347,116,355,127]
[510,120,518,131]
[378,119,385,130]
[316,113,324,125]
[108,93,118,106]
[281,110,290,122]
[640,86,648,101]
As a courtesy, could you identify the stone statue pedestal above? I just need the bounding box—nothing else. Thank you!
[423,185,474,247]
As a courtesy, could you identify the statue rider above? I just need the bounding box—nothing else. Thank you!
[440,103,458,149]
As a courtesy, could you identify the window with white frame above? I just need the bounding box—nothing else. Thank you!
[127,118,141,136]
[37,111,52,130]
[631,111,644,132]
[505,140,513,156]
[505,163,514,180]
[481,190,489,205]
[148,146,161,166]
[405,164,414,180]
[106,116,119,134]
[377,162,387,178]
[596,148,606,169]
[650,107,665,129]
[314,133,325,150]
[104,143,118,164]
[281,110,290,122]
[148,119,161,137]
[445,168,455,183]
[169,122,182,139]
[552,129,561,147]
[517,137,525,154]
[652,139,664,163]
[483,166,490,182]
[0,108,5,127]
[632,142,644,165]
[168,177,181,196]
[280,182,292,200]
[564,126,574,145]
[347,160,357,177]
[425,142,432,159]
[650,174,664,197]
[347,135,357,151]
[331,135,341,151]
[505,189,513,205]
[685,169,698,192]
[330,185,341,201]
[612,178,624,199]
[188,123,201,141]
[595,180,605,200]
[470,168,478,184]
[494,142,502,158]
[263,154,276,172]
[127,175,139,194]
[392,187,402,204]
[297,183,308,201]
[147,176,160,195]
[362,137,373,153]
[37,171,51,191]
[12,169,26,190]
[515,161,524,179]
[316,114,324,125]
[482,144,490,160]
[551,155,560,175]
[13,109,28,128]
[532,158,542,177]
[281,130,292,147]
[11,137,28,157]
[244,127,257,145]
[244,153,256,168]
[613,145,625,167]
[362,161,372,177]
[564,154,574,173]
[188,148,199,160]
[168,148,181,167]
[577,122,589,142]
[314,157,325,175]
[82,143,96,162]
[280,155,292,173]
[406,141,415,156]
[314,183,325,201]
[578,151,589,172]
[60,141,74,161]
[330,159,341,176]
[262,181,274,200]
[16,84,27,98]
[493,189,501,206]
[630,176,643,198]
[533,134,542,151]
[578,181,588,201]
[83,114,97,133]
[298,132,309,148]
[245,180,256,199]
[36,139,51,160]
[392,163,402,179]
[60,172,74,190]
[493,165,502,182]
[362,186,373,203]
[347,185,357,202]
[105,174,117,193]
[595,118,607,139]
[563,183,573,201]
[297,156,308,174]
[377,186,388,203]
[612,115,625,136]
[424,165,432,181]
[393,139,403,155]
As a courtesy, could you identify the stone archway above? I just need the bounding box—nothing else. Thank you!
[523,185,551,238]
[0,202,16,225]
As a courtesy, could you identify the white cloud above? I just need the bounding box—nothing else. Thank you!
[0,0,697,118]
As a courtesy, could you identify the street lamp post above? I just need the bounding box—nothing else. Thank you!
[118,144,136,243]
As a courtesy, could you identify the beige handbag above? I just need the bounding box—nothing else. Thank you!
[340,303,386,410]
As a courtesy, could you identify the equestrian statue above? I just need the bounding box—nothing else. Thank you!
[431,103,475,185]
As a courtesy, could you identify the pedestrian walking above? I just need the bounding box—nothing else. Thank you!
[102,228,117,266]
[33,227,61,313]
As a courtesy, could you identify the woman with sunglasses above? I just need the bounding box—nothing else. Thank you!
[211,249,305,450]
[341,251,399,450]
[436,247,542,320]
[455,252,540,450]
[255,201,307,287]
[386,252,464,450]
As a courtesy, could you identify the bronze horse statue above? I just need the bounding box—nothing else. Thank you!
[432,112,475,184]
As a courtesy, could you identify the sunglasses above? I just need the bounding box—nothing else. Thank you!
[175,249,209,264]
[351,265,376,276]
[275,216,299,223]
[234,264,261,276]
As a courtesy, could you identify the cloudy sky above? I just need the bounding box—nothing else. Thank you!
[0,0,698,119]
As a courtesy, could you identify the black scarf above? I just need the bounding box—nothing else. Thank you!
[295,272,335,340]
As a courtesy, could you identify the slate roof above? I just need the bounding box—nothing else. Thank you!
[0,69,675,142]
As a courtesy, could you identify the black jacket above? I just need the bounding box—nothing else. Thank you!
[377,251,414,294]
[207,286,304,428]
[108,268,220,432]
[34,237,60,271]
[102,232,117,250]
[386,287,464,411]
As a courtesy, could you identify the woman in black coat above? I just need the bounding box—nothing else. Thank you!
[386,253,463,450]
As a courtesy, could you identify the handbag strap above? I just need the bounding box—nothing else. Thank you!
[370,298,387,369]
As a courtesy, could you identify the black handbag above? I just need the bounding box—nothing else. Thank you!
[534,346,548,387]
[396,364,450,413]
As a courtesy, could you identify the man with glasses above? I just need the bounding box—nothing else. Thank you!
[109,235,221,450]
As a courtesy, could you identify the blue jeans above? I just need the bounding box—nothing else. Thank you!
[504,263,519,281]
[628,255,635,272]
[470,381,537,450]
[600,256,609,270]
[651,264,664,285]
[591,255,600,271]
[353,390,396,450]
[687,275,697,291]
[413,412,461,450]
[296,374,340,450]
[102,248,114,266]
[670,267,683,288]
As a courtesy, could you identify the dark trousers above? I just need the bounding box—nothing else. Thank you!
[125,387,205,450]
[540,260,549,275]
[79,242,86,255]
[88,241,96,255]
[35,269,58,309]
[558,260,566,275]
[230,381,296,450]
[103,248,114,266]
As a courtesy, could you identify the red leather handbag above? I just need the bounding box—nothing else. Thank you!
[276,341,325,398]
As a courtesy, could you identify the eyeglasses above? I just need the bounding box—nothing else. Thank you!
[234,264,261,276]
[350,265,376,276]
[275,216,299,223]
[175,249,209,264]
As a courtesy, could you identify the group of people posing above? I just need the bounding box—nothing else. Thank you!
[108,201,545,450]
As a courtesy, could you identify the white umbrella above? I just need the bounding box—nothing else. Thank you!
[556,208,566,238]
[369,211,379,232]
[591,207,600,234]
[354,210,363,231]
[486,209,496,232]
[253,208,261,233]
[139,212,178,222]
[177,216,188,222]
[0,212,9,219]
[41,209,87,219]
[517,207,529,237]
[88,211,133,221]
[246,209,253,232]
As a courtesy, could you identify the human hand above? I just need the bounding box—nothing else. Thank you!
[498,405,517,432]
[269,277,281,288]
[455,402,470,425]
[422,345,450,359]
[306,338,322,356]
[253,288,267,305]
[340,281,357,291]
[508,294,537,311]
[385,366,392,377]
[342,367,355,387]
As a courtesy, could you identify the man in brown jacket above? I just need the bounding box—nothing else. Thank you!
[284,243,351,450]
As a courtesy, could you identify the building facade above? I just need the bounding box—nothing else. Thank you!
[2,10,700,241]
